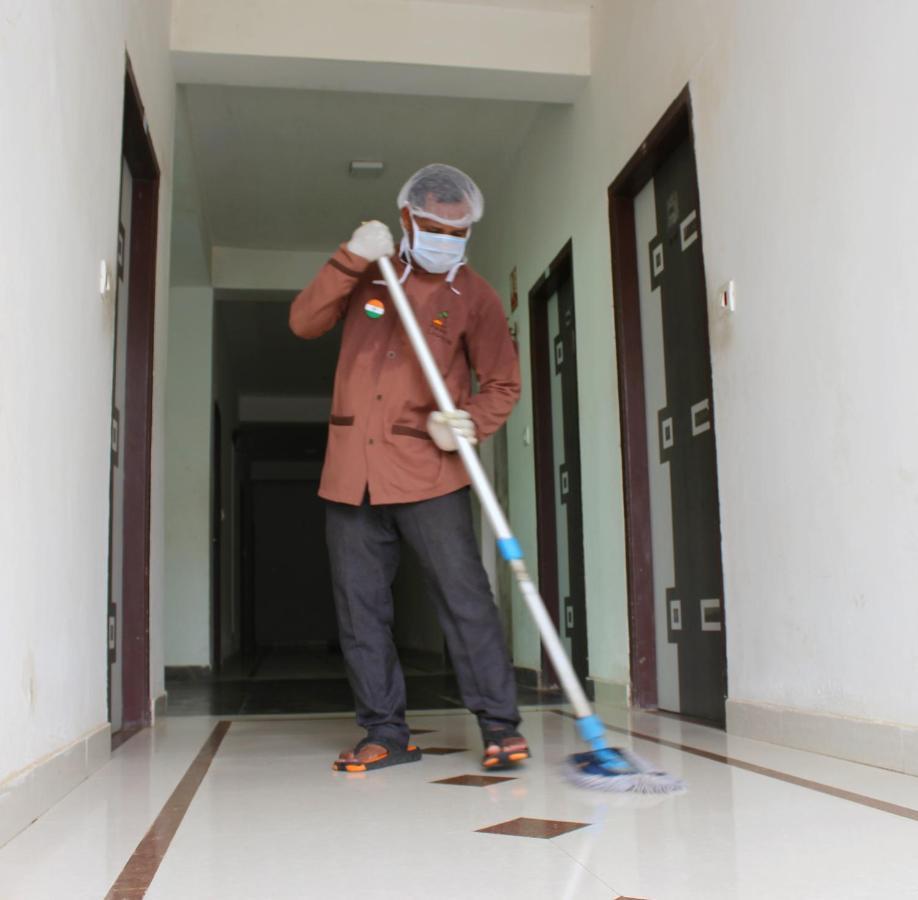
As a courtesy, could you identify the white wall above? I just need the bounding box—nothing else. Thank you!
[164,79,215,670]
[164,287,214,666]
[475,0,918,727]
[171,0,589,103]
[212,247,332,292]
[0,0,174,795]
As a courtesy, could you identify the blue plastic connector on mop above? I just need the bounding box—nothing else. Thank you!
[497,537,523,561]
[575,713,606,744]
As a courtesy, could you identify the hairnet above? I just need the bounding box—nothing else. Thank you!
[397,164,484,228]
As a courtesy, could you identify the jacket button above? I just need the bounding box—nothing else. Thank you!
[368,438,374,445]
[376,394,382,400]
[386,350,396,359]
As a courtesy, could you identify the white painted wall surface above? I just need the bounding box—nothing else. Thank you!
[0,0,174,785]
[171,0,590,103]
[212,247,333,292]
[476,0,918,725]
[164,288,214,666]
[171,0,589,75]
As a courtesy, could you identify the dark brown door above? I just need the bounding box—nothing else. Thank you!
[610,88,727,724]
[107,59,160,732]
[530,244,589,690]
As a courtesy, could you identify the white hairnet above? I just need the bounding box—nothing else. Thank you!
[397,164,484,228]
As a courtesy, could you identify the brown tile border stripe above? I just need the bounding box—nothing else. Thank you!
[105,721,231,899]
[551,710,918,823]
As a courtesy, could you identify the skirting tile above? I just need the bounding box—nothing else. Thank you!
[725,698,782,744]
[590,677,629,719]
[728,699,912,774]
[152,692,168,721]
[902,726,918,778]
[0,722,110,848]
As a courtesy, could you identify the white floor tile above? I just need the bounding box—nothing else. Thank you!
[2,709,918,900]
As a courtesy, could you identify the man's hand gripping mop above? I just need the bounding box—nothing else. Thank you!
[378,256,684,794]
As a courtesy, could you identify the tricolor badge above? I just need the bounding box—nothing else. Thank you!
[364,299,385,319]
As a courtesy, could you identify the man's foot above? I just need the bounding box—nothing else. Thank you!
[481,728,531,770]
[332,737,422,773]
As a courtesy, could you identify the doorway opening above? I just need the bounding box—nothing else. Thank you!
[529,242,589,694]
[107,57,160,736]
[609,86,727,724]
[166,293,463,716]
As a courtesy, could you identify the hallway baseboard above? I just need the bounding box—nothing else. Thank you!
[726,699,918,777]
[589,677,629,719]
[0,723,110,848]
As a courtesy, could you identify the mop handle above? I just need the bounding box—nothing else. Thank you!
[378,256,593,720]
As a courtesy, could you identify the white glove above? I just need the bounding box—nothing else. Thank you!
[427,410,477,451]
[347,220,395,262]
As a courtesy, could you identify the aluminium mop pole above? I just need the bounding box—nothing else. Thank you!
[377,257,606,750]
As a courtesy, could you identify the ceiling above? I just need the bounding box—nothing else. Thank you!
[216,293,342,397]
[183,84,543,252]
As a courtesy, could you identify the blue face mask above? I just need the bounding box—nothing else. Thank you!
[409,217,469,274]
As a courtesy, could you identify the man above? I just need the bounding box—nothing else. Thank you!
[289,164,529,773]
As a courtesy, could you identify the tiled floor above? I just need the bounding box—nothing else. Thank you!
[1,708,917,899]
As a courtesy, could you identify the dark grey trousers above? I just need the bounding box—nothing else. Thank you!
[325,488,520,747]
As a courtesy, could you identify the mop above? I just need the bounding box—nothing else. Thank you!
[378,256,684,794]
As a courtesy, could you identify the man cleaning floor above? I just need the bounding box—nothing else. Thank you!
[289,164,529,773]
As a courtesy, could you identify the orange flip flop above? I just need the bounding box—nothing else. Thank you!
[333,737,422,773]
[481,730,531,770]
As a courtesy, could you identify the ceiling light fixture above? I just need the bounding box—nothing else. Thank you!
[349,160,385,178]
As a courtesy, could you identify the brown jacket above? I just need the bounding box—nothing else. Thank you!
[289,245,521,506]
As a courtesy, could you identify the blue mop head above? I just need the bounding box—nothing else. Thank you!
[564,714,685,794]
[563,747,686,794]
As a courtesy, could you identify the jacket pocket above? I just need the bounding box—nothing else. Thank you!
[392,424,431,441]
[329,415,354,426]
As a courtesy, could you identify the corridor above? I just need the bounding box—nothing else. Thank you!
[4,2,918,897]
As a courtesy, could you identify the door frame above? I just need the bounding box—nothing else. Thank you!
[211,402,223,672]
[116,56,160,728]
[528,240,586,688]
[608,85,699,709]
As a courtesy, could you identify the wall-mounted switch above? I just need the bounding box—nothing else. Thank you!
[719,280,736,312]
[100,260,113,300]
